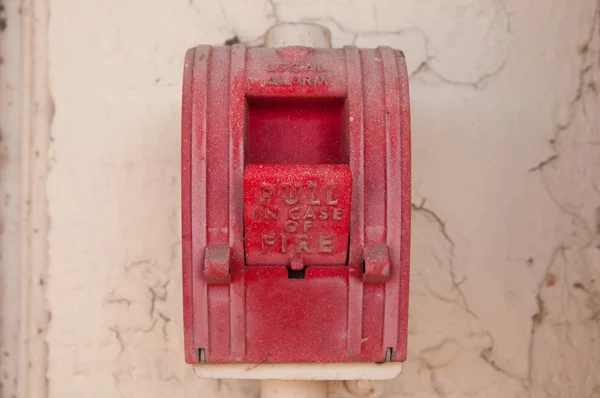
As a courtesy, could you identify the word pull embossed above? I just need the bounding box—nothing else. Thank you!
[244,164,352,268]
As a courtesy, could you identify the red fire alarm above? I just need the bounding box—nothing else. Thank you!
[181,36,411,366]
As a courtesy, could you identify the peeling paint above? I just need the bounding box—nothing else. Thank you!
[25,0,600,397]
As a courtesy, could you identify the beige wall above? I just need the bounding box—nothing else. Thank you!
[2,0,600,397]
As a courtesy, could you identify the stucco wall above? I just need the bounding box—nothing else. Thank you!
[2,0,599,397]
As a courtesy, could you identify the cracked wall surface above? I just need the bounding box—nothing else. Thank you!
[41,0,600,397]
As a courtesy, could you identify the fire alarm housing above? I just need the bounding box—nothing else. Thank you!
[181,42,411,367]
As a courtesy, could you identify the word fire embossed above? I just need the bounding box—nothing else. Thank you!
[254,182,343,255]
[244,165,352,267]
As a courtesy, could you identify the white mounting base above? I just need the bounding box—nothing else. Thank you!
[193,362,402,380]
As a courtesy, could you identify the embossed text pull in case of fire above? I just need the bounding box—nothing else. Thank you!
[181,39,411,367]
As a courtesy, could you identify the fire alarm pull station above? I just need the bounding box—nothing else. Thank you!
[181,23,411,382]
